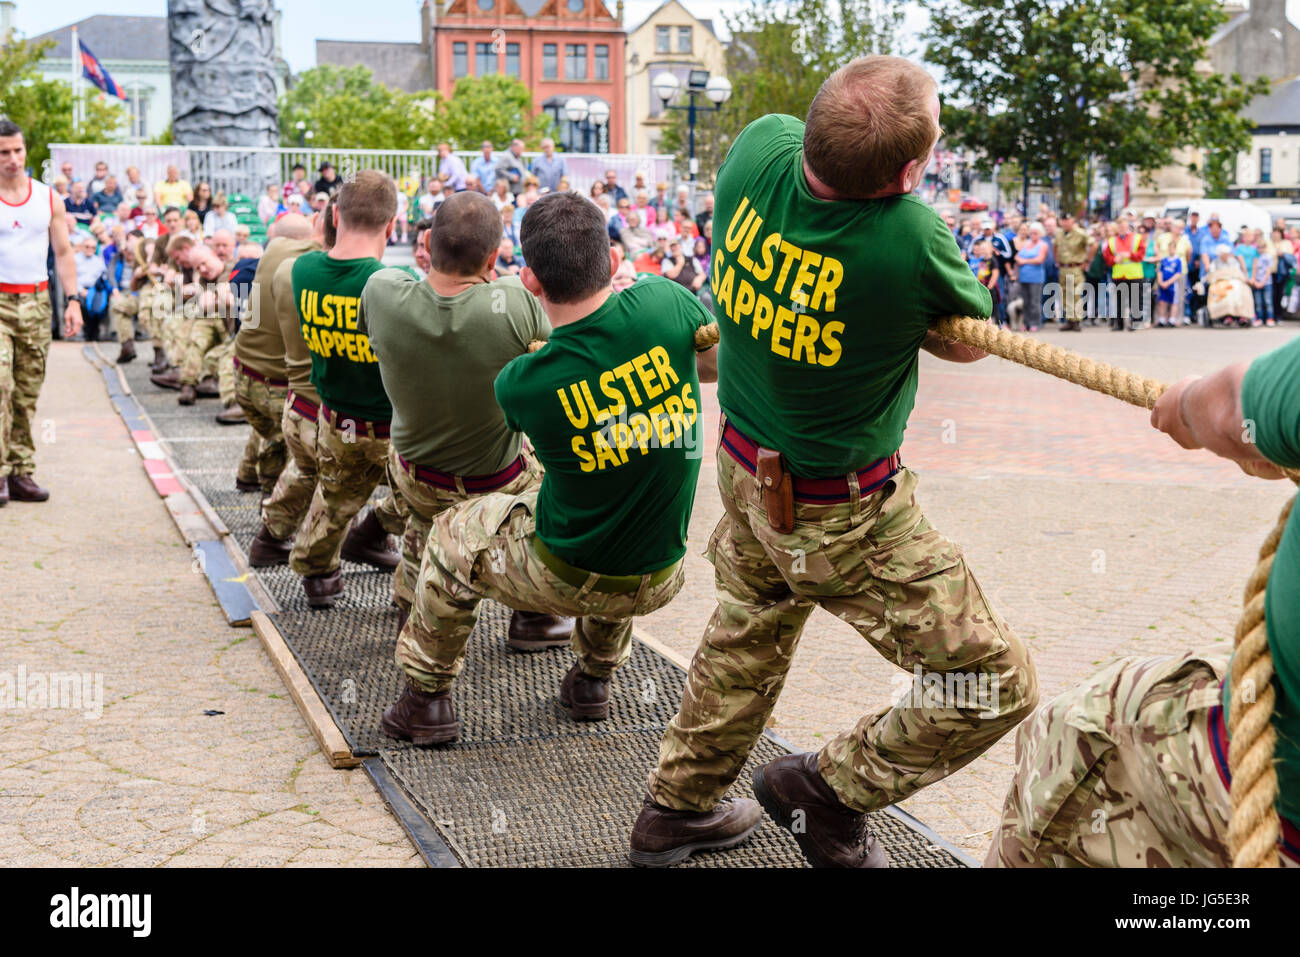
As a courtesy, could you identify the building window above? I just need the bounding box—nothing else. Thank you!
[594,44,609,80]
[505,42,520,77]
[127,91,150,140]
[453,42,468,78]
[565,43,587,80]
[1260,148,1273,184]
[543,43,557,80]
[476,41,496,75]
[655,25,670,53]
[677,26,692,53]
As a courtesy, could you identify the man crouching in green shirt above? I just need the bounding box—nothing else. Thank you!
[360,190,574,649]
[988,341,1300,868]
[380,194,733,761]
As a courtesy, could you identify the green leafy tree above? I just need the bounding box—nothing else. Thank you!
[279,64,441,150]
[924,0,1268,214]
[438,74,554,149]
[659,0,902,184]
[0,36,128,172]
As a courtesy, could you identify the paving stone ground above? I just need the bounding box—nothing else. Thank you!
[641,323,1299,861]
[0,345,420,867]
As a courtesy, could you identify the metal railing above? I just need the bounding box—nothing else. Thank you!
[46,144,676,203]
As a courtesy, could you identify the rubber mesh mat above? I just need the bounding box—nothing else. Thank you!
[121,359,965,868]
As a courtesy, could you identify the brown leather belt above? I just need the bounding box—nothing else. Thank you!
[721,421,900,504]
[287,390,319,422]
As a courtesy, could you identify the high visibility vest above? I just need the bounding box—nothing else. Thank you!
[1107,234,1145,280]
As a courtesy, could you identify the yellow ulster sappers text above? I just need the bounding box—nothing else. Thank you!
[557,346,699,472]
[711,195,844,367]
[298,288,377,363]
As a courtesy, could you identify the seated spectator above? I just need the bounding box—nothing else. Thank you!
[557,176,572,193]
[258,183,284,225]
[661,237,704,295]
[495,237,523,276]
[519,175,541,208]
[65,181,97,227]
[183,208,203,235]
[501,204,519,249]
[162,207,184,235]
[234,223,251,246]
[490,177,513,212]
[111,201,136,232]
[209,228,237,266]
[204,194,238,236]
[74,233,108,340]
[675,184,692,217]
[649,181,670,222]
[418,179,440,219]
[285,194,309,216]
[618,209,653,260]
[138,205,163,239]
[284,163,308,202]
[189,181,214,218]
[154,165,194,209]
[92,175,124,214]
[314,162,341,197]
[671,206,698,242]
[311,192,330,213]
[633,228,673,275]
[634,189,656,228]
[50,175,69,199]
[465,173,482,195]
[89,161,110,194]
[123,165,145,193]
[691,236,710,282]
[130,187,149,219]
[589,181,605,202]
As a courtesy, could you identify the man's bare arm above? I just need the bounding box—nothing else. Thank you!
[48,192,82,336]
[922,327,987,364]
[1151,364,1286,479]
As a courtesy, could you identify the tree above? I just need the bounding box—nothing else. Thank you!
[438,74,554,149]
[924,0,1268,214]
[279,64,441,150]
[659,0,902,184]
[0,36,128,172]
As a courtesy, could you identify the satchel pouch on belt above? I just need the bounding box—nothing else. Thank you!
[755,447,794,534]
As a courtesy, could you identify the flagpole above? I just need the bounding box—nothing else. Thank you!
[71,25,80,134]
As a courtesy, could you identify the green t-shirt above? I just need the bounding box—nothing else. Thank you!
[1233,338,1300,825]
[711,114,992,477]
[292,251,391,422]
[494,276,709,575]
[360,269,550,474]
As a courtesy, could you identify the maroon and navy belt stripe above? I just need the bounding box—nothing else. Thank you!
[287,391,319,422]
[721,421,900,504]
[398,452,526,493]
[1208,703,1299,863]
[232,356,288,389]
[320,403,391,439]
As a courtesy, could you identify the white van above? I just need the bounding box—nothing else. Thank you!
[1160,199,1274,239]
[1264,204,1300,229]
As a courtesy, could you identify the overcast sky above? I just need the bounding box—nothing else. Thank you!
[9,0,930,75]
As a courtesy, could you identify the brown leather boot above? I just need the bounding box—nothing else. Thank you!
[178,384,197,405]
[215,404,246,425]
[247,524,292,567]
[506,610,575,651]
[558,661,610,720]
[116,339,137,363]
[235,475,260,492]
[340,509,399,570]
[1062,320,1082,332]
[195,376,220,398]
[151,369,181,390]
[381,683,459,745]
[150,350,168,374]
[751,752,889,868]
[302,569,343,609]
[629,794,762,867]
[8,474,50,502]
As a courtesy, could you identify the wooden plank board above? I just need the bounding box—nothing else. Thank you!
[250,610,360,769]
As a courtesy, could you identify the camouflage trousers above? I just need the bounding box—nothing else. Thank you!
[161,311,192,369]
[387,446,543,611]
[649,448,1039,814]
[289,412,404,577]
[263,401,320,541]
[180,315,227,386]
[233,366,288,494]
[139,283,170,345]
[984,652,1300,868]
[397,485,685,694]
[111,292,139,346]
[0,290,52,479]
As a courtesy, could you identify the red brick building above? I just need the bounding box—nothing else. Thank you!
[431,0,626,153]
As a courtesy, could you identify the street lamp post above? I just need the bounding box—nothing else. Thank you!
[653,69,731,183]
[295,120,314,149]
[564,97,610,154]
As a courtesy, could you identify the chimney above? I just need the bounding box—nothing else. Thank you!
[0,1,16,44]
[422,0,432,51]
[616,0,624,23]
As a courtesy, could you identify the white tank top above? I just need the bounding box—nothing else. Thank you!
[0,177,54,284]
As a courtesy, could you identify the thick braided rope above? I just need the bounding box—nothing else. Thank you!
[696,315,1296,866]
